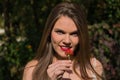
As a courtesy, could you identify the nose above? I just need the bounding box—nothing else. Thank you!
[63,34,71,45]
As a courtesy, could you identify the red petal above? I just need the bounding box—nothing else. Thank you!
[65,49,73,55]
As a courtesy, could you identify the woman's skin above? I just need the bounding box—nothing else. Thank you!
[47,15,79,79]
[51,16,79,59]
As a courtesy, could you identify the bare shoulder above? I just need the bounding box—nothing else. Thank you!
[22,60,38,80]
[25,60,38,68]
[91,57,103,75]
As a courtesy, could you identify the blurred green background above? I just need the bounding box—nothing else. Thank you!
[0,0,120,80]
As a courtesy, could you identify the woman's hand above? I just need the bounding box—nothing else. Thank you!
[47,60,72,80]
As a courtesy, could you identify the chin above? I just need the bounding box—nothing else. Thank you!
[56,52,68,59]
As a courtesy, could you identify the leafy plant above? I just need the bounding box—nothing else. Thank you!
[89,22,120,79]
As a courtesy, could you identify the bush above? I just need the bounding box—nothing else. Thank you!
[89,22,120,79]
[0,0,120,80]
[0,39,34,80]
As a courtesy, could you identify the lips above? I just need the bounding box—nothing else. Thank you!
[60,46,71,51]
[60,46,73,60]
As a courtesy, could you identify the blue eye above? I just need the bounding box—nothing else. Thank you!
[71,32,78,37]
[56,30,64,35]
[72,33,78,37]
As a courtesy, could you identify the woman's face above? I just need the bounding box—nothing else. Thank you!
[51,16,79,59]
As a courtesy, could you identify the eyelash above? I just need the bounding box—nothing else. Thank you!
[55,30,78,36]
[55,31,64,34]
[71,33,78,36]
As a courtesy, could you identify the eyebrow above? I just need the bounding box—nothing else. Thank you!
[70,30,78,34]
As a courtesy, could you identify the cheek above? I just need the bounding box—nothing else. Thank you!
[73,37,79,46]
[76,39,79,45]
[51,32,61,46]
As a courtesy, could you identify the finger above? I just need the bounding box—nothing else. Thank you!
[47,65,71,79]
[48,60,72,68]
[47,60,72,75]
[47,60,72,79]
[47,64,71,76]
[54,68,64,78]
[49,60,71,67]
[47,65,70,75]
[53,66,71,78]
[47,67,65,79]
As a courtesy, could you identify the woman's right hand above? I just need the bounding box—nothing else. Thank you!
[47,60,72,80]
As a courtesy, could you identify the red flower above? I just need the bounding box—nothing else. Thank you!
[65,49,73,55]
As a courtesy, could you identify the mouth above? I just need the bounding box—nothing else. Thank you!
[60,46,71,51]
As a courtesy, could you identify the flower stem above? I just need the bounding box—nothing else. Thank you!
[67,55,70,60]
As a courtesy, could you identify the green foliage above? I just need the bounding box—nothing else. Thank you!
[0,0,120,80]
[0,39,34,80]
[87,0,120,24]
[89,22,120,79]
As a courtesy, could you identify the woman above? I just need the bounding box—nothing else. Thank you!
[22,2,105,80]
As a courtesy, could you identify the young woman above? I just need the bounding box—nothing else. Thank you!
[22,2,105,80]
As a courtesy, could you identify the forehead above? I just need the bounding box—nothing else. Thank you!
[53,16,77,31]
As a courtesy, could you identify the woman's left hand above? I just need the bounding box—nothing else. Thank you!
[47,60,72,80]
